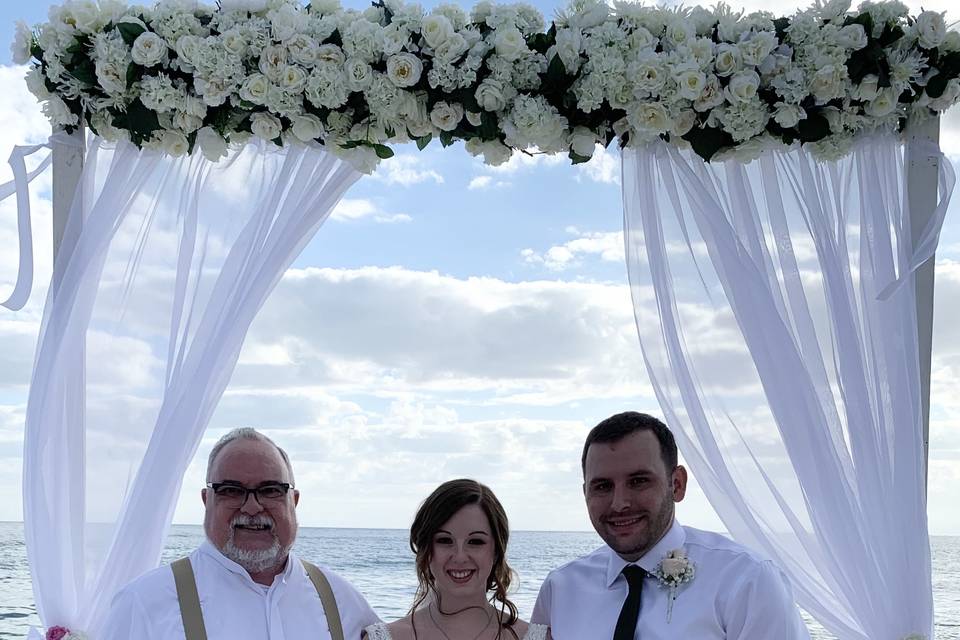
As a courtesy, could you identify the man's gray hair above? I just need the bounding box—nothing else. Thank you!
[206,428,295,484]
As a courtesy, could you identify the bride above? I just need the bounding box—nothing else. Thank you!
[364,479,549,640]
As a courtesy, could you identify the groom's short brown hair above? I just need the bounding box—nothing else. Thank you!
[581,411,678,474]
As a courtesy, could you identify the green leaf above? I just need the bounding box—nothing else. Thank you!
[68,57,96,86]
[878,23,904,48]
[568,149,592,164]
[545,54,567,87]
[681,125,733,162]
[846,40,883,84]
[325,29,343,47]
[126,62,144,89]
[123,98,162,145]
[416,133,432,150]
[116,22,147,46]
[797,113,831,143]
[773,17,790,41]
[187,130,198,154]
[373,143,394,159]
[926,73,949,98]
[339,140,363,149]
[439,130,454,147]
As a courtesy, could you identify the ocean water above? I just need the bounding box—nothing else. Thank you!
[0,522,957,639]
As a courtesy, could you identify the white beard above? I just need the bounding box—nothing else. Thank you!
[221,514,287,574]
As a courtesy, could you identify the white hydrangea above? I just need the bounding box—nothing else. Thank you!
[502,94,569,152]
[305,64,349,109]
[12,21,33,65]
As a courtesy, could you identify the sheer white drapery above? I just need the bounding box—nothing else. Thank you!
[22,136,359,638]
[622,135,953,640]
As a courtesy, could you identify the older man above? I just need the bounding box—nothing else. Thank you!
[532,411,810,639]
[101,428,379,639]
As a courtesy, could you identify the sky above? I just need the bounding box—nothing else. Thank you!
[1,0,960,537]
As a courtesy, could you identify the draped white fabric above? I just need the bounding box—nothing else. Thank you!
[22,136,360,638]
[621,135,954,640]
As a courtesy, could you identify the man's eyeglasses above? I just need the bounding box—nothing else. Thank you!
[206,482,292,506]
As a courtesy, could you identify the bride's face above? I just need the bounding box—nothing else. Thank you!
[429,504,496,601]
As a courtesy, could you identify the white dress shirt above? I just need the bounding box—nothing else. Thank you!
[101,541,379,640]
[531,520,810,639]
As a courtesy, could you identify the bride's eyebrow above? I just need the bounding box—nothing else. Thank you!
[469,531,490,536]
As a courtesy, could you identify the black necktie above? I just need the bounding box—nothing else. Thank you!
[613,564,646,640]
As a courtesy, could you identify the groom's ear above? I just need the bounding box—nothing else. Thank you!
[671,465,688,502]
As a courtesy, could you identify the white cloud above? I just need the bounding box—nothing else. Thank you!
[330,198,412,223]
[576,145,620,185]
[483,149,566,175]
[468,175,492,190]
[522,229,624,271]
[371,153,444,186]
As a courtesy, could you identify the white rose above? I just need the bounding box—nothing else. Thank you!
[494,26,526,61]
[316,44,345,66]
[810,65,843,103]
[725,70,760,104]
[465,111,483,127]
[714,44,741,77]
[343,58,373,91]
[220,29,247,57]
[12,20,33,65]
[269,5,301,42]
[915,11,947,50]
[475,78,506,111]
[131,32,168,67]
[25,66,50,99]
[287,34,319,67]
[430,101,463,131]
[663,17,694,50]
[660,557,686,578]
[67,0,102,34]
[633,103,671,133]
[671,109,697,137]
[95,59,127,96]
[943,30,960,53]
[857,74,880,101]
[465,138,512,166]
[259,44,288,80]
[161,130,190,157]
[279,65,307,92]
[433,32,468,63]
[291,114,325,142]
[175,35,203,66]
[864,87,898,117]
[386,52,423,88]
[773,103,805,128]
[172,111,202,133]
[738,31,777,66]
[676,68,706,100]
[220,0,268,10]
[569,126,597,158]
[196,126,228,162]
[251,111,283,141]
[338,145,380,174]
[420,14,454,49]
[837,24,867,50]
[239,73,271,104]
[554,28,582,73]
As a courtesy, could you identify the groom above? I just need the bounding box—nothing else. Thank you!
[531,411,810,639]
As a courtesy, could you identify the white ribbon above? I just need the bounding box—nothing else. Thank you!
[0,132,84,311]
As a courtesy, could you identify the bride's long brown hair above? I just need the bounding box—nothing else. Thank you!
[408,479,520,639]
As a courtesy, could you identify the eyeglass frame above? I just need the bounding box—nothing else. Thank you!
[205,481,294,506]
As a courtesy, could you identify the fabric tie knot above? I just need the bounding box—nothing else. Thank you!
[613,564,646,640]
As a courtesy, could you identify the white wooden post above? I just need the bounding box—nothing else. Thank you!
[51,126,84,260]
[906,115,940,490]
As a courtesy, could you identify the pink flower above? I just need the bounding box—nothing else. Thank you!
[46,627,70,640]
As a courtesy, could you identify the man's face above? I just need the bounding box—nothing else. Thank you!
[583,430,687,561]
[202,439,299,576]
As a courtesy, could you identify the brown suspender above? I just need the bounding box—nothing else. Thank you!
[171,557,344,640]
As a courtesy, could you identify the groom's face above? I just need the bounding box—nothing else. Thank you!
[583,430,687,561]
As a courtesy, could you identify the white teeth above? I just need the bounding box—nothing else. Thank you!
[448,570,473,579]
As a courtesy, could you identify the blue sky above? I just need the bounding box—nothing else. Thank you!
[2,0,960,537]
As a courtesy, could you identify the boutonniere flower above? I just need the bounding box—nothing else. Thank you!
[46,626,88,640]
[652,548,696,622]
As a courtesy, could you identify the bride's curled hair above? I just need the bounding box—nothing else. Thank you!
[409,478,520,639]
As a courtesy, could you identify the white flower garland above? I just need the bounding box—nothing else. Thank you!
[14,0,960,172]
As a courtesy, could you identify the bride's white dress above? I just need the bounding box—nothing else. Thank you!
[364,622,548,640]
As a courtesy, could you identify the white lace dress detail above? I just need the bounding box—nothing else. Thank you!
[363,622,549,640]
[364,622,392,640]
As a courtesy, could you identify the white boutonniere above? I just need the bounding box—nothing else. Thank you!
[652,548,695,622]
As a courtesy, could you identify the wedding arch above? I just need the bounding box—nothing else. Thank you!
[3,0,958,638]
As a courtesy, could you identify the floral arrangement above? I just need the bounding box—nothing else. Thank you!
[45,626,87,640]
[653,548,695,623]
[11,0,960,172]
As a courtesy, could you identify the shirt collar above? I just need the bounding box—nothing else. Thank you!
[199,540,298,589]
[603,519,686,588]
